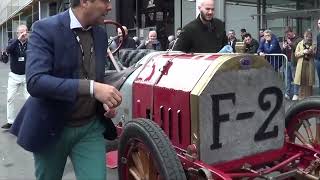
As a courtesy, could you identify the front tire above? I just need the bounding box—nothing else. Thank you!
[118,118,186,180]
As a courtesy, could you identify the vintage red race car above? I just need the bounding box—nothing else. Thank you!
[103,21,319,180]
[103,49,319,180]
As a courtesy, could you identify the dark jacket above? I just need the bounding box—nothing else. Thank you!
[116,36,136,50]
[283,35,303,64]
[172,15,227,53]
[6,38,27,75]
[315,33,320,59]
[257,34,281,54]
[257,34,282,69]
[137,40,162,50]
[228,39,237,53]
[245,38,259,54]
[10,10,115,153]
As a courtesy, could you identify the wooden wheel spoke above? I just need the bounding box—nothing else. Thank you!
[132,152,145,177]
[138,150,150,178]
[314,167,320,176]
[129,166,142,180]
[294,131,314,148]
[302,119,315,144]
[120,119,186,180]
[149,159,158,180]
[127,144,161,180]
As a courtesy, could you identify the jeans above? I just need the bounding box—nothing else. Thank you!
[33,119,106,180]
[285,61,299,97]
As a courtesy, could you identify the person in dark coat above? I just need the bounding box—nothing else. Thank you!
[227,29,237,53]
[283,26,303,100]
[243,33,259,54]
[240,28,247,41]
[172,0,227,53]
[315,19,320,94]
[115,26,136,49]
[257,30,282,70]
[257,30,281,55]
[137,30,162,50]
[10,0,122,179]
[168,27,182,50]
[2,25,30,130]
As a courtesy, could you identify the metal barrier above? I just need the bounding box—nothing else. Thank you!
[263,54,288,90]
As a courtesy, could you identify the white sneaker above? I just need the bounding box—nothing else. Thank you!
[285,94,290,99]
[292,95,299,101]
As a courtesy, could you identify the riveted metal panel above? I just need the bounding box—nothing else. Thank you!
[195,55,285,164]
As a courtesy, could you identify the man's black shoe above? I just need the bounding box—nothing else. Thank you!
[1,123,12,129]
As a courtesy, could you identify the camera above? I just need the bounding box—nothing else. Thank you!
[0,51,8,63]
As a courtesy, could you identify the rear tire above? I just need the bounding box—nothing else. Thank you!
[285,97,320,178]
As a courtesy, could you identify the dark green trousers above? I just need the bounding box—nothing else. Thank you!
[33,119,106,180]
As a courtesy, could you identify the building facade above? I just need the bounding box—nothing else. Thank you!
[0,0,319,49]
[118,0,320,46]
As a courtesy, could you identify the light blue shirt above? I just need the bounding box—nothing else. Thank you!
[69,8,92,30]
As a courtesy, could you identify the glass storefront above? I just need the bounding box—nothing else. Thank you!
[0,0,67,49]
[118,0,174,50]
[264,0,320,38]
[226,0,320,40]
[1,0,319,50]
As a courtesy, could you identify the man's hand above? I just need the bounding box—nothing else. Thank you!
[94,82,122,109]
[18,32,28,41]
[282,42,288,49]
[287,38,292,45]
[103,104,117,118]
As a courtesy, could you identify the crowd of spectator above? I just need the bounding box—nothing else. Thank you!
[109,23,320,102]
[0,0,318,111]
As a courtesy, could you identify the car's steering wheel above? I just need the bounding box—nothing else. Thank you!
[103,20,126,72]
[104,20,125,55]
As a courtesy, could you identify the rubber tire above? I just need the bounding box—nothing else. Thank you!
[128,50,151,67]
[285,96,320,128]
[118,118,187,180]
[284,96,320,179]
[118,49,154,67]
[119,49,132,67]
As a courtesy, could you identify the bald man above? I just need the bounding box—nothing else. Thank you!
[116,26,136,49]
[173,0,227,53]
[137,30,162,50]
[2,24,30,129]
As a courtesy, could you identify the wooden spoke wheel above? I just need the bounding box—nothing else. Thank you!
[104,20,125,55]
[285,97,320,177]
[118,118,187,180]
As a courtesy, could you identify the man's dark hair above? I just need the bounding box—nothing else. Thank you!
[284,26,293,33]
[243,33,252,38]
[240,28,246,33]
[70,0,99,8]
